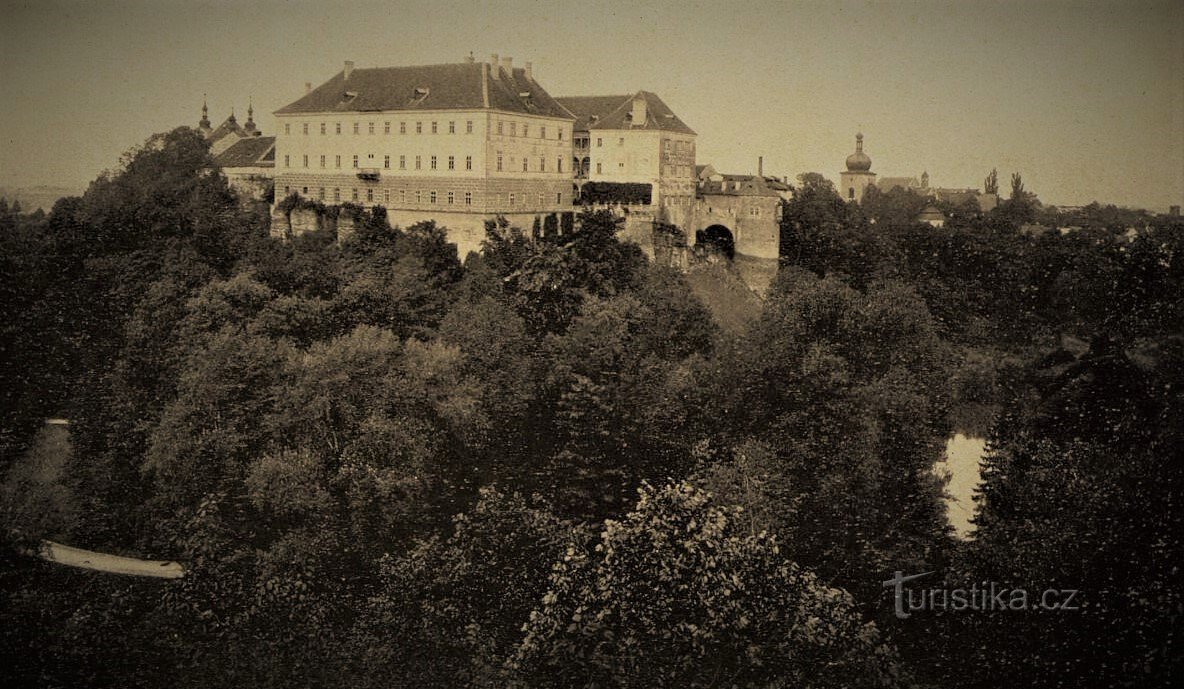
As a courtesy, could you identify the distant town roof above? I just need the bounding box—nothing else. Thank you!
[214,136,276,168]
[275,62,572,119]
[556,91,696,135]
[878,176,920,191]
[917,205,946,221]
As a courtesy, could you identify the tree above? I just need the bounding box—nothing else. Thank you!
[984,168,999,195]
[509,482,909,688]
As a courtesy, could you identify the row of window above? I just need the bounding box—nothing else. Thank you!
[284,186,564,207]
[283,153,565,173]
[284,119,566,140]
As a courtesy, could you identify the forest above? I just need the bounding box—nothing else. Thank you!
[1,127,1181,688]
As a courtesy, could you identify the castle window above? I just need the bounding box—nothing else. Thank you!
[284,185,290,195]
[352,188,359,201]
[522,158,528,172]
[430,155,437,170]
[497,121,503,135]
[400,155,406,170]
[430,191,437,204]
[400,190,406,203]
[384,189,390,203]
[302,155,308,168]
[353,155,359,168]
[384,122,390,134]
[320,123,326,135]
[523,124,529,137]
[367,189,373,202]
[302,187,308,195]
[335,155,341,169]
[400,122,406,134]
[540,157,545,172]
[848,187,855,199]
[284,155,290,167]
[509,193,515,205]
[449,121,455,134]
[320,155,326,168]
[556,192,562,204]
[431,122,438,134]
[466,120,473,134]
[618,137,624,146]
[541,125,546,139]
[353,123,359,135]
[384,155,390,169]
[510,122,517,137]
[318,187,325,200]
[538,193,544,206]
[465,156,472,170]
[464,191,472,205]
[558,129,563,140]
[415,156,421,170]
[302,124,308,135]
[284,124,290,135]
[336,123,341,134]
[368,122,374,134]
[557,157,563,173]
[416,122,423,134]
[415,191,421,204]
[448,156,455,170]
[596,162,602,174]
[334,188,340,202]
[447,191,454,204]
[496,152,503,172]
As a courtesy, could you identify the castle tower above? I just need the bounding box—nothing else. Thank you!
[839,133,876,203]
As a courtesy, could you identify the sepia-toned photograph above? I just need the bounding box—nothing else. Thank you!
[1,0,1181,686]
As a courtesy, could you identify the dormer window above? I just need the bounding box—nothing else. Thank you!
[344,91,358,99]
[410,87,430,104]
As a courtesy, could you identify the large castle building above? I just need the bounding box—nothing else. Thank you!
[271,56,575,255]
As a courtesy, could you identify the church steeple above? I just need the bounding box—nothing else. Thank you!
[244,98,258,135]
[198,95,211,132]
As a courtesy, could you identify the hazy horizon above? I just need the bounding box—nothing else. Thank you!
[2,0,1181,211]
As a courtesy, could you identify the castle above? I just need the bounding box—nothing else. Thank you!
[203,56,785,261]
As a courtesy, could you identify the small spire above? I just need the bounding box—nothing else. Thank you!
[244,97,258,134]
[199,94,210,129]
[855,132,864,153]
[228,106,237,124]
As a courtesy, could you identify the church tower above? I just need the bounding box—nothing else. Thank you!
[839,133,876,203]
[198,96,212,136]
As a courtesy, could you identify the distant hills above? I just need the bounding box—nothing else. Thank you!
[0,185,83,213]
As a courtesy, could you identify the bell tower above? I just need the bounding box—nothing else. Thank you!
[839,133,876,203]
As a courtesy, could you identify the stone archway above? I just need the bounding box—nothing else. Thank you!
[696,224,735,260]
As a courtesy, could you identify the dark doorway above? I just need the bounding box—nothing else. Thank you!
[696,224,735,259]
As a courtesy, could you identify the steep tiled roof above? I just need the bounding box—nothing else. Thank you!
[275,62,572,119]
[215,136,276,168]
[556,92,696,135]
[207,116,247,143]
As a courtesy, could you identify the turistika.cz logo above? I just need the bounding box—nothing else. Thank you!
[882,571,1081,619]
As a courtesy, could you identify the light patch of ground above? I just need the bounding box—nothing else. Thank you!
[941,433,987,538]
[685,262,765,335]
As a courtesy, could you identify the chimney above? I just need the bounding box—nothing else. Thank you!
[344,60,355,81]
[490,54,500,78]
[501,56,513,74]
[630,93,647,126]
[305,82,312,94]
[465,52,475,63]
[758,156,764,177]
[524,61,533,80]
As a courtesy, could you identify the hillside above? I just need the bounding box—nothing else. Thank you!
[685,261,765,334]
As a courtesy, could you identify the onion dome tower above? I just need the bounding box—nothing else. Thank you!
[839,132,877,203]
[244,99,258,136]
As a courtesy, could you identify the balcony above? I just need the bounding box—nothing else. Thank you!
[356,168,381,181]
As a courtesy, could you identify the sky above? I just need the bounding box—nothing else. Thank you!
[2,0,1181,210]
